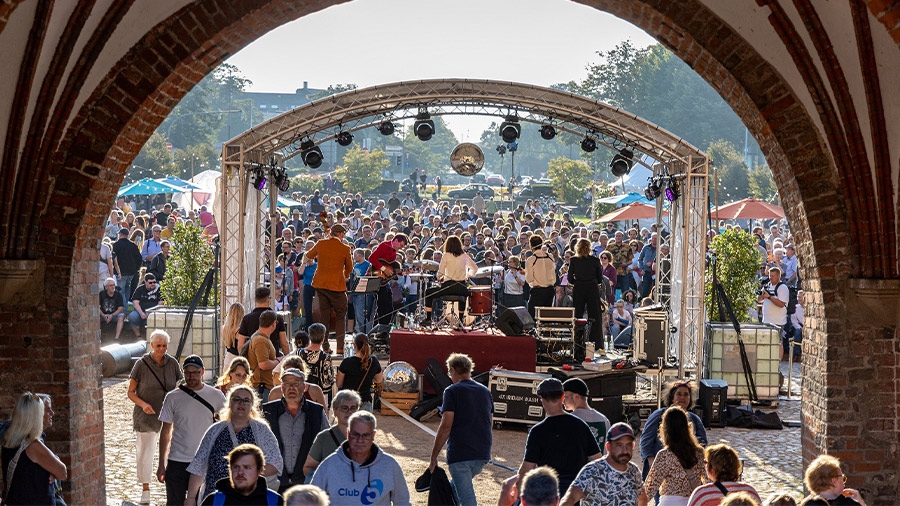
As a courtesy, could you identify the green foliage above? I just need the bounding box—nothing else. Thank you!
[130,132,172,182]
[336,146,388,193]
[305,83,358,101]
[592,183,617,220]
[160,223,215,307]
[403,116,459,176]
[547,157,592,203]
[168,144,218,180]
[705,228,761,322]
[291,174,322,195]
[748,164,778,202]
[708,140,750,202]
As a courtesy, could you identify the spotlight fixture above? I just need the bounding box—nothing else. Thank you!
[376,121,395,136]
[610,148,634,177]
[644,179,661,200]
[273,167,290,192]
[665,180,681,201]
[496,144,507,155]
[300,139,323,169]
[581,137,597,153]
[499,115,521,143]
[414,111,435,141]
[251,166,267,191]
[336,131,354,147]
[507,141,518,152]
[539,124,557,140]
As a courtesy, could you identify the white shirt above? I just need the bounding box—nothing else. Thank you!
[503,269,525,295]
[158,384,226,462]
[437,252,478,282]
[761,281,789,325]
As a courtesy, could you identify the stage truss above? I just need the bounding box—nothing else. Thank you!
[218,79,708,373]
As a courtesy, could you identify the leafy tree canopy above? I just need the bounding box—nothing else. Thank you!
[708,139,750,203]
[336,146,389,193]
[547,157,593,203]
[749,165,778,203]
[403,116,459,176]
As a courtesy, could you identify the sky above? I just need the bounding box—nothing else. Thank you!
[225,0,657,141]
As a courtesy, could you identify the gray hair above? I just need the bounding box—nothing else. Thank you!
[347,410,377,431]
[521,466,559,506]
[148,329,171,344]
[284,484,330,506]
[332,389,362,409]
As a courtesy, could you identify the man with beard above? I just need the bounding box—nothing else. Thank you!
[560,423,648,506]
[200,444,284,505]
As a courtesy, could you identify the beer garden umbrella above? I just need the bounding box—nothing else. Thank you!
[156,175,203,191]
[592,202,665,223]
[711,198,785,220]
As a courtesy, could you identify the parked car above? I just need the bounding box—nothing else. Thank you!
[447,183,495,199]
[485,174,506,186]
[515,184,555,198]
[471,173,487,184]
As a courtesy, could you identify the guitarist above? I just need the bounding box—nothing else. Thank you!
[368,233,409,326]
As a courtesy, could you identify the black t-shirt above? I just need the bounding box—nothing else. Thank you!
[523,413,602,494]
[802,496,860,506]
[338,356,382,402]
[237,307,287,355]
[113,238,142,276]
[99,288,124,315]
[131,285,161,311]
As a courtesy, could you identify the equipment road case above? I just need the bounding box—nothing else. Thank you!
[489,369,551,425]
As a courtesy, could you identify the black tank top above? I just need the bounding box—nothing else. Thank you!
[2,444,53,505]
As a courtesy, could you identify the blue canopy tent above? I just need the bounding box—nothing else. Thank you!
[156,175,202,191]
[595,192,653,205]
[117,177,184,197]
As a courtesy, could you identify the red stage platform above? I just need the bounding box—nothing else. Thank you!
[390,329,536,391]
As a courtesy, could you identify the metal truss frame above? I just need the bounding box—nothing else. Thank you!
[220,80,709,350]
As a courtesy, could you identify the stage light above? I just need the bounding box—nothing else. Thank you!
[251,167,267,191]
[507,141,518,152]
[499,115,521,143]
[414,112,435,141]
[539,124,557,140]
[581,137,597,152]
[665,180,680,201]
[496,144,507,155]
[300,139,323,169]
[644,179,661,200]
[273,167,290,192]
[610,148,634,177]
[377,121,395,136]
[336,131,353,146]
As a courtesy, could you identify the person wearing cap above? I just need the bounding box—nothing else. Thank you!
[428,353,493,506]
[525,235,557,318]
[511,378,602,499]
[304,223,353,351]
[157,355,227,505]
[113,225,143,301]
[560,422,648,506]
[262,368,328,492]
[562,378,611,454]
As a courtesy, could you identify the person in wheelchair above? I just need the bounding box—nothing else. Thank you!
[422,235,478,326]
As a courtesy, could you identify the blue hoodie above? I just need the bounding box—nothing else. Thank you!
[310,441,410,506]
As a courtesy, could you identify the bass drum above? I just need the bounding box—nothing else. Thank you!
[468,286,493,316]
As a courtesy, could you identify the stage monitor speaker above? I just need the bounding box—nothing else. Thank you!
[698,379,728,428]
[496,307,535,336]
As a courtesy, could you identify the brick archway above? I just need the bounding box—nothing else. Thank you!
[0,0,896,503]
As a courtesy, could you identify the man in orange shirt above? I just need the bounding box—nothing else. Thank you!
[305,224,353,352]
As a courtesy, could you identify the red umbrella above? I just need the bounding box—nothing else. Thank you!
[712,198,785,220]
[592,202,665,223]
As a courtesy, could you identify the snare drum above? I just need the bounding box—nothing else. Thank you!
[468,286,493,315]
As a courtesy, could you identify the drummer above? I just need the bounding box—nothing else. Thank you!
[422,235,478,326]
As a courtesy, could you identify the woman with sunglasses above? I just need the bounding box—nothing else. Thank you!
[640,381,708,483]
[185,385,283,505]
[301,389,362,480]
[799,455,866,506]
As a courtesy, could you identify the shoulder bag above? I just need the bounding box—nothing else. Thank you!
[179,384,219,422]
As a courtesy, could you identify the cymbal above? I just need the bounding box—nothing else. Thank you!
[474,265,504,278]
[413,260,440,271]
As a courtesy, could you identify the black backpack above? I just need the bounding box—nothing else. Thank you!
[776,282,799,315]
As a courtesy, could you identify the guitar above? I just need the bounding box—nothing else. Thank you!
[375,259,403,281]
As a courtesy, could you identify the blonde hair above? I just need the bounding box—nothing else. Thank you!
[803,454,842,494]
[1,392,44,449]
[223,385,263,421]
[222,303,245,350]
[217,357,251,389]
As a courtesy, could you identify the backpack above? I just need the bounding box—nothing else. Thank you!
[775,282,799,315]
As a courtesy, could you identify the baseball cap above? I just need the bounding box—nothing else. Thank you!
[562,378,589,397]
[536,378,563,396]
[182,355,204,370]
[281,368,306,381]
[607,422,635,441]
[415,468,432,492]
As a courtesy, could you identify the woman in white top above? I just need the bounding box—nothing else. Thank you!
[423,235,478,324]
[502,255,526,308]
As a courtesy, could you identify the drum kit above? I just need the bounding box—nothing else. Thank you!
[401,261,506,331]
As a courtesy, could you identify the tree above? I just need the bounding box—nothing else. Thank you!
[547,157,593,203]
[305,84,357,101]
[129,132,172,182]
[708,139,750,202]
[403,116,458,176]
[748,165,778,202]
[336,146,388,194]
[705,228,761,322]
[159,223,214,307]
[168,144,218,180]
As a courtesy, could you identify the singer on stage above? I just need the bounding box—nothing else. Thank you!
[368,233,409,326]
[423,235,478,325]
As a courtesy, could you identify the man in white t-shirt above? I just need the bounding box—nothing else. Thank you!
[758,266,789,327]
[561,423,648,506]
[157,355,226,505]
[562,378,611,454]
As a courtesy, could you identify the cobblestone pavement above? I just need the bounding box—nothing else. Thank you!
[104,360,804,506]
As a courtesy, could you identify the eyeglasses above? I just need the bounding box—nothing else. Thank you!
[348,431,374,441]
[230,396,252,406]
[338,404,360,413]
[281,381,303,389]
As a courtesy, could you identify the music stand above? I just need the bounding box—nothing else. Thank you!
[354,276,381,333]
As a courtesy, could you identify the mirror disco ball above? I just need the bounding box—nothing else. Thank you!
[450,143,485,176]
[383,361,419,393]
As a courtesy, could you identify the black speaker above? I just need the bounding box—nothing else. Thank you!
[496,307,535,336]
[698,379,728,428]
